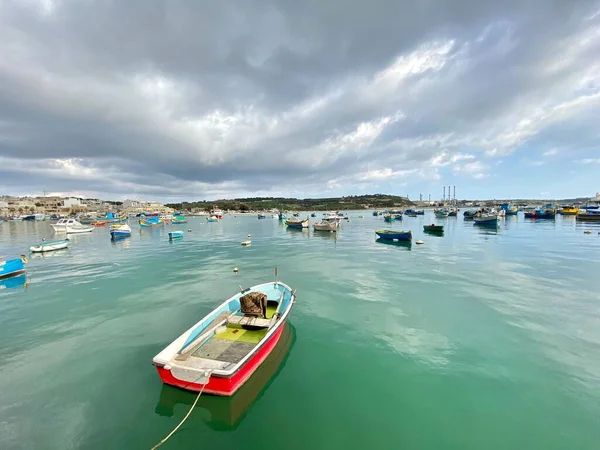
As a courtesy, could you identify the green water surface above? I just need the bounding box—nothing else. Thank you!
[1,213,599,449]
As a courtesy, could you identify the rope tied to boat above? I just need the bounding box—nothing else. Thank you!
[150,369,213,450]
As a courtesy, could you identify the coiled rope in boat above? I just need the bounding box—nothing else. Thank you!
[150,370,212,450]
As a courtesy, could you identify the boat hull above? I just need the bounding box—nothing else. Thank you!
[168,231,184,239]
[155,324,285,396]
[0,257,26,280]
[576,213,600,221]
[474,218,498,225]
[313,222,337,232]
[29,239,70,253]
[375,230,412,241]
[66,226,94,234]
[285,219,308,228]
[111,231,131,238]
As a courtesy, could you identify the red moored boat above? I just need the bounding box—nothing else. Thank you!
[152,279,295,396]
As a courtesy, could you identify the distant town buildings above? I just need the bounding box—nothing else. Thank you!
[0,195,172,217]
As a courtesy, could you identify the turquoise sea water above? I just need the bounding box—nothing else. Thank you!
[1,213,600,450]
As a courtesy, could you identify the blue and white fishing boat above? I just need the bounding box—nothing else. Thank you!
[285,217,309,229]
[29,238,70,253]
[434,209,449,218]
[206,216,219,222]
[383,214,395,223]
[473,213,499,226]
[375,229,412,241]
[168,230,184,240]
[110,223,132,239]
[0,255,27,280]
[152,274,296,396]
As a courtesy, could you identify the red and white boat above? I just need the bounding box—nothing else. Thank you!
[152,280,295,396]
[211,206,223,219]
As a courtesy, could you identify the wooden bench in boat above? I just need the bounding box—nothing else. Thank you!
[226,315,272,327]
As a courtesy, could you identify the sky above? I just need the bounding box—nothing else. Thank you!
[1,0,599,202]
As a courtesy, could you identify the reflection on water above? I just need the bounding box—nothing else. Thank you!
[155,322,296,431]
[29,249,70,259]
[423,229,444,238]
[375,238,412,251]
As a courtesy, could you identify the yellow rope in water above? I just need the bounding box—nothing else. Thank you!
[150,371,211,450]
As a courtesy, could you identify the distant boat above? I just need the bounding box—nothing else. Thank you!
[110,223,132,239]
[171,215,188,224]
[423,224,444,232]
[310,212,317,218]
[474,213,499,225]
[463,210,478,219]
[448,209,458,217]
[576,210,600,221]
[524,207,556,219]
[168,230,184,240]
[0,255,27,280]
[322,212,341,225]
[375,229,412,241]
[257,214,266,219]
[285,217,309,229]
[383,214,395,223]
[206,216,219,222]
[51,218,83,232]
[313,221,337,232]
[152,279,296,396]
[22,215,36,221]
[140,217,164,228]
[434,209,449,218]
[211,207,223,219]
[559,206,578,216]
[29,238,70,253]
[500,203,518,216]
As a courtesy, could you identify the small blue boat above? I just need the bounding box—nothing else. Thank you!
[257,214,266,219]
[110,223,132,239]
[0,273,27,290]
[168,230,184,240]
[0,255,27,280]
[383,214,395,223]
[375,229,412,241]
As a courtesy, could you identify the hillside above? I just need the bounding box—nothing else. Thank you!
[165,194,415,212]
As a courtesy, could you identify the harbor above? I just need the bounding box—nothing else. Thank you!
[1,208,600,449]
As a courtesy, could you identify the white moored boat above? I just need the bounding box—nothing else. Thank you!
[29,238,70,253]
[65,223,94,234]
[51,218,82,232]
[313,221,337,232]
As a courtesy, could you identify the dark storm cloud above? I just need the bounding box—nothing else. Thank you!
[1,0,599,200]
